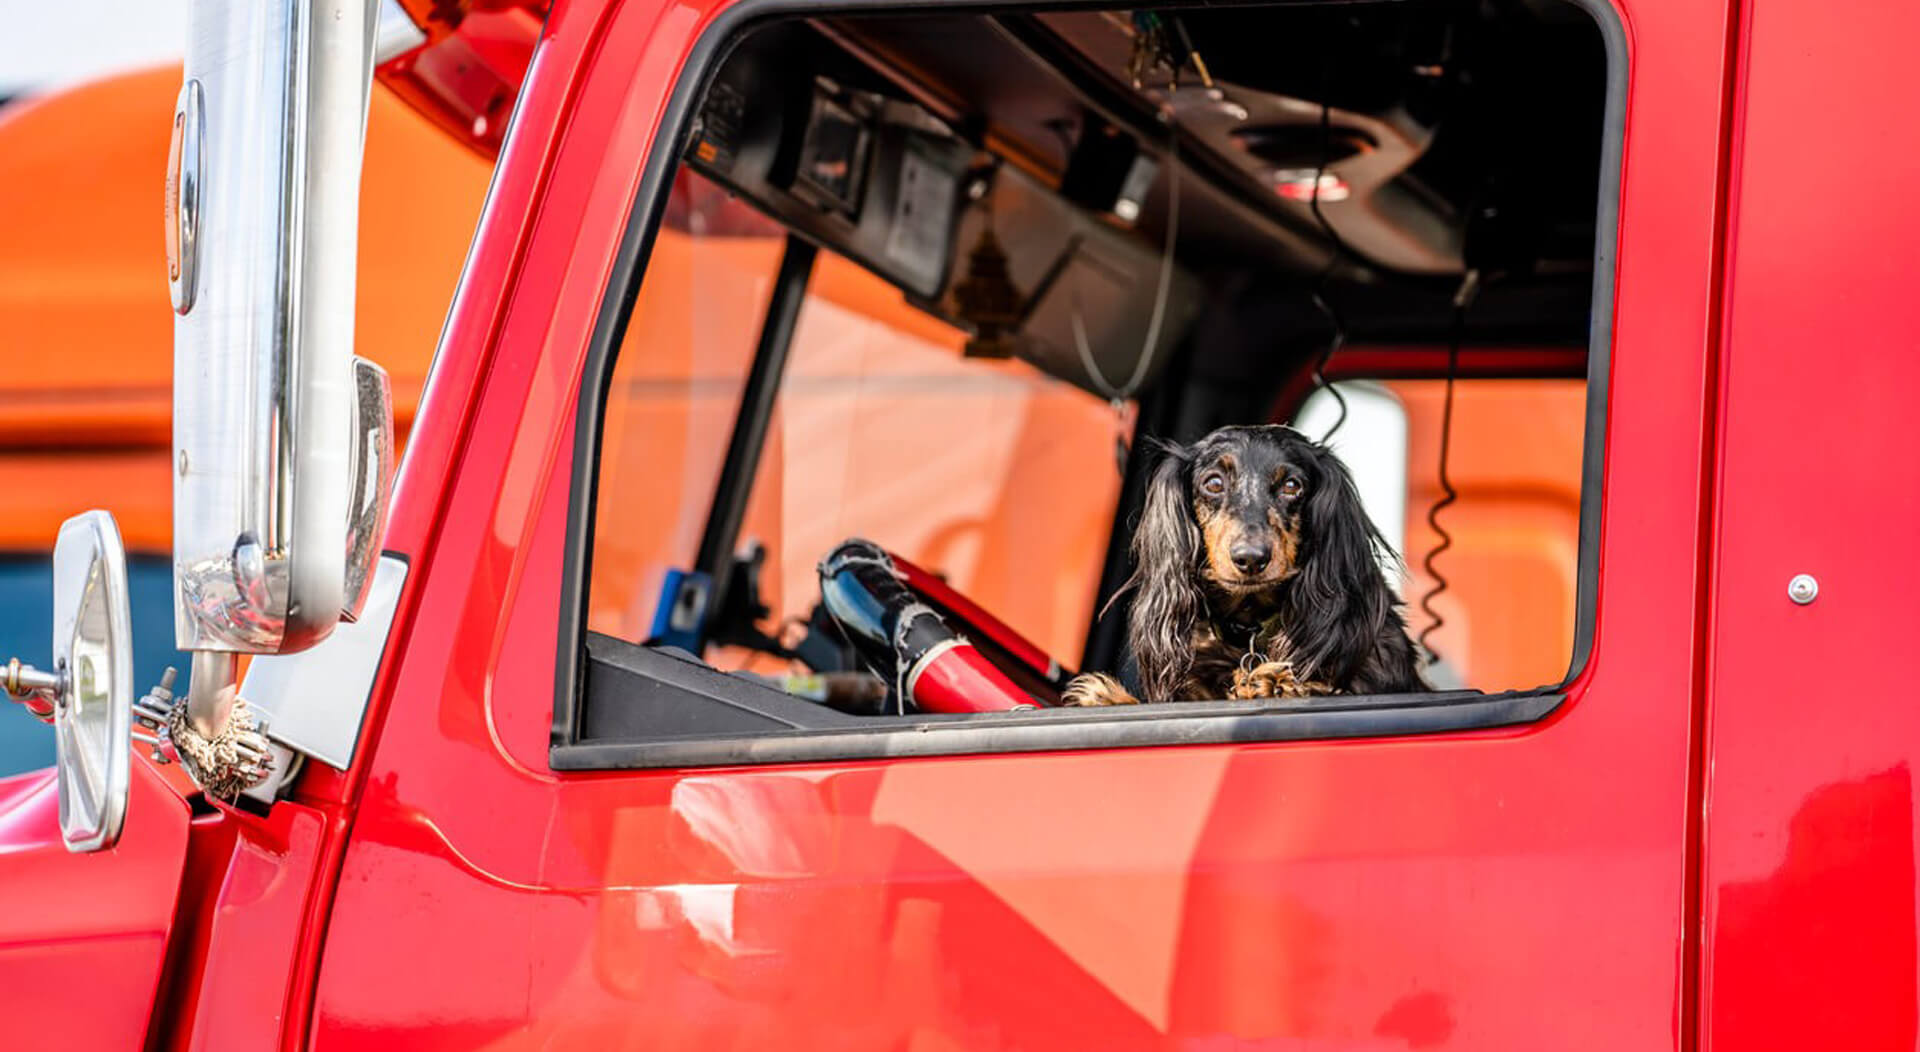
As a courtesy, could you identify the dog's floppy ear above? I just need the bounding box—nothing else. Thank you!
[1289,445,1394,680]
[1125,442,1204,700]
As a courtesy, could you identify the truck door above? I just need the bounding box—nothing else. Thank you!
[1700,0,1920,1046]
[309,0,1739,1045]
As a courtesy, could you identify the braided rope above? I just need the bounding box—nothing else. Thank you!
[167,695,273,802]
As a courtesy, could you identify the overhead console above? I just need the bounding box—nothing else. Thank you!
[687,41,973,299]
[680,22,1199,398]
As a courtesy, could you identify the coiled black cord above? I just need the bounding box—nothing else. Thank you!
[1416,271,1477,663]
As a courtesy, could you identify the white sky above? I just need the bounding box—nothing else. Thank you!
[0,0,191,95]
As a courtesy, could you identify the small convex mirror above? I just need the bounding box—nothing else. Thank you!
[341,356,394,623]
[52,511,134,852]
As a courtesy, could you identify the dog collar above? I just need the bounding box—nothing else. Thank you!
[1228,613,1288,651]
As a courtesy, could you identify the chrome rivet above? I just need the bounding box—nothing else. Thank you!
[1788,573,1819,605]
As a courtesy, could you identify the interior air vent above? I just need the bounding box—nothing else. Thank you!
[1230,125,1377,169]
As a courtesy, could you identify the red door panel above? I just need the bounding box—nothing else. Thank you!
[314,0,1733,1046]
[0,756,191,1048]
[1702,0,1920,1045]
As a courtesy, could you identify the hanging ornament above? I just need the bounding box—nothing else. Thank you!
[952,221,1024,359]
[1127,12,1214,92]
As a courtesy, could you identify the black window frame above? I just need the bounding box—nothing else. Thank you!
[551,0,1629,771]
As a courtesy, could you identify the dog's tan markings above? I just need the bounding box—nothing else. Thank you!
[1061,672,1140,707]
[1267,505,1302,580]
[1198,510,1246,584]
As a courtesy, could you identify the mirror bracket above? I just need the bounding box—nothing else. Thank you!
[132,657,276,803]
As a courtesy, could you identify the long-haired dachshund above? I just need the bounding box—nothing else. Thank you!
[1065,424,1430,705]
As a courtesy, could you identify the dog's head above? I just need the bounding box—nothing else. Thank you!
[1186,425,1319,592]
[1126,424,1391,697]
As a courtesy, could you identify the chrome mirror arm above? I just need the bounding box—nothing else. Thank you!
[183,651,237,741]
[2,657,62,723]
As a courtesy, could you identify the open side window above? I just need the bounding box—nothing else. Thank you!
[553,0,1625,769]
[1295,377,1588,694]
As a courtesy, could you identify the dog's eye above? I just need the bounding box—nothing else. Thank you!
[1200,474,1227,497]
[1279,477,1304,497]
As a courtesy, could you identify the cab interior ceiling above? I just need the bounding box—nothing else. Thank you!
[688,1,1606,416]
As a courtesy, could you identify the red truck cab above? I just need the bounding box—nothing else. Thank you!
[3,0,1915,1047]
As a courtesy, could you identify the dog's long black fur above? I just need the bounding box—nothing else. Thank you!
[1067,424,1429,705]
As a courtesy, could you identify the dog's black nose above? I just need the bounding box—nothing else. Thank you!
[1230,542,1272,575]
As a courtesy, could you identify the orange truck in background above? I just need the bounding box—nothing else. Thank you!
[0,66,1580,773]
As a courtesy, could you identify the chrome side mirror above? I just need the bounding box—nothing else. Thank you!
[170,0,381,660]
[2,511,134,853]
[168,0,383,773]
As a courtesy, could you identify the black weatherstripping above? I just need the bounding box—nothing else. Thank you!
[559,692,1566,768]
[564,631,1563,768]
[553,0,1630,768]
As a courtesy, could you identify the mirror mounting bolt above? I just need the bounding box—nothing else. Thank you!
[133,667,181,764]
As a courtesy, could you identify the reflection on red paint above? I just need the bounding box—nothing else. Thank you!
[1375,991,1456,1048]
[1712,766,1917,1051]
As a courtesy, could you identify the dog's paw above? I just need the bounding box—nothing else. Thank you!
[1061,672,1140,707]
[1229,661,1329,700]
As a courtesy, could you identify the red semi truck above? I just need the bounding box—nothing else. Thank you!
[1,0,1911,1047]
